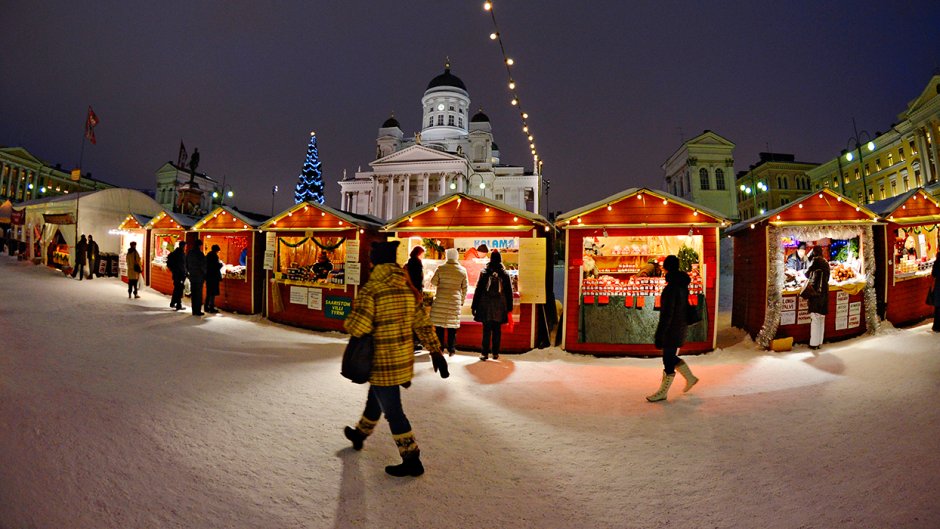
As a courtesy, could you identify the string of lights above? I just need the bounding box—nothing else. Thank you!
[482,1,541,175]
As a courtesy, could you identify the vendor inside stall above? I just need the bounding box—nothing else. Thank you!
[274,235,347,287]
[782,235,867,295]
[204,233,251,281]
[892,225,938,280]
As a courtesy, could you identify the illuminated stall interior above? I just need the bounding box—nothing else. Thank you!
[113,214,151,280]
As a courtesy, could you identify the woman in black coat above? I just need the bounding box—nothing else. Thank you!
[805,247,830,349]
[647,255,699,402]
[931,257,940,332]
[205,244,223,313]
[471,251,513,361]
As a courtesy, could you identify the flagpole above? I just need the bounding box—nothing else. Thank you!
[74,113,88,276]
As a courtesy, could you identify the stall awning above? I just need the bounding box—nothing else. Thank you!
[555,187,728,228]
[260,202,384,232]
[384,193,550,232]
[867,188,940,225]
[42,212,76,224]
[727,189,878,235]
[193,206,269,231]
[145,210,198,230]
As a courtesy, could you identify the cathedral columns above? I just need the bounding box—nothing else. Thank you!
[422,173,429,205]
[403,175,410,214]
[915,130,933,184]
[439,174,446,198]
[929,121,940,184]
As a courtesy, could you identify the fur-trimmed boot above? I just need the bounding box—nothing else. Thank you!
[675,359,699,393]
[385,432,424,477]
[344,416,378,451]
[646,371,675,402]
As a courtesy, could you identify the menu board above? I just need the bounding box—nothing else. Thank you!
[307,288,323,310]
[346,240,359,262]
[518,238,546,303]
[834,291,849,330]
[345,262,361,286]
[289,286,308,305]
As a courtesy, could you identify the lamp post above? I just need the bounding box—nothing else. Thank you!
[212,185,234,206]
[739,179,768,217]
[844,118,875,204]
[271,185,278,216]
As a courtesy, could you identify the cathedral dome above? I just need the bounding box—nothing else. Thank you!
[381,115,400,128]
[427,65,467,91]
[471,110,490,123]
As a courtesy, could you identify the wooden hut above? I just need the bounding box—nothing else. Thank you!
[145,211,198,295]
[114,214,152,283]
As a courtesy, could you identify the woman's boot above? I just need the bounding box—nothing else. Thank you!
[386,432,424,477]
[675,360,699,392]
[646,371,675,402]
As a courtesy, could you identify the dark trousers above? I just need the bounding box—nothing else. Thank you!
[662,346,680,374]
[933,306,940,332]
[362,385,412,435]
[170,277,185,307]
[72,263,85,279]
[87,256,96,278]
[482,321,502,355]
[435,327,457,352]
[190,280,204,314]
[205,293,216,310]
[128,279,139,296]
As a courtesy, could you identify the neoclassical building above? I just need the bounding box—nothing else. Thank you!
[661,130,738,220]
[735,152,819,220]
[154,161,220,217]
[1,146,113,202]
[807,74,940,203]
[338,63,541,219]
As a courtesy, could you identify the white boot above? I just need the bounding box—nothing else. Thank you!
[646,371,675,402]
[675,360,699,393]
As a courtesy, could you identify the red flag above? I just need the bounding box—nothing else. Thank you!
[177,140,188,167]
[84,106,99,145]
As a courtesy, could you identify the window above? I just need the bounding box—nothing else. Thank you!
[782,176,788,190]
[867,189,874,202]
[899,147,905,161]
[890,179,897,195]
[699,168,709,190]
[875,158,882,171]
[437,115,444,126]
[864,163,870,176]
[458,117,463,127]
[887,153,894,166]
[824,180,830,188]
[449,105,455,111]
[833,177,839,188]
[854,169,860,180]
[448,115,455,126]
[903,174,910,191]
[879,183,886,200]
[915,168,922,185]
[910,140,917,156]
[428,117,434,127]
[858,192,863,203]
[715,168,725,190]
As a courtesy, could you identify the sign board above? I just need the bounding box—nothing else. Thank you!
[780,310,796,325]
[797,309,811,325]
[324,295,352,319]
[849,302,861,317]
[781,296,796,312]
[289,286,308,305]
[455,237,518,251]
[798,297,808,311]
[70,168,81,181]
[345,240,359,263]
[518,238,547,303]
[263,250,275,270]
[307,288,323,310]
[848,314,860,328]
[266,232,276,252]
[345,262,361,286]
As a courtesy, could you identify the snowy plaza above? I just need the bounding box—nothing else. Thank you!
[2,255,939,529]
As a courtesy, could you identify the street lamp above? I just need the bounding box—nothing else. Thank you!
[740,180,768,215]
[212,186,235,206]
[845,118,875,204]
[271,185,279,216]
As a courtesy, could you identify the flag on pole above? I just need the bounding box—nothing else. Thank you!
[84,106,99,145]
[177,141,188,167]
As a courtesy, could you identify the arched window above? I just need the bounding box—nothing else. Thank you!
[428,117,433,127]
[715,168,725,190]
[699,168,710,190]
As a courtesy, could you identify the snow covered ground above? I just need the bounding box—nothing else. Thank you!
[2,256,939,529]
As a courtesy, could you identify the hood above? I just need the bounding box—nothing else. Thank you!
[665,270,691,287]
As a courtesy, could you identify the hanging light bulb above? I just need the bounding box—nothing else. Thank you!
[607,204,612,211]
[490,32,498,40]
[522,126,528,133]
[522,112,528,119]
[527,135,533,141]
[506,58,514,66]
[508,81,515,90]
[511,98,518,106]
[483,1,492,10]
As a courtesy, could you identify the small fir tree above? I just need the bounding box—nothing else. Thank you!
[294,132,325,204]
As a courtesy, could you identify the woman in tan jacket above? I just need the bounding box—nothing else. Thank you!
[125,241,142,299]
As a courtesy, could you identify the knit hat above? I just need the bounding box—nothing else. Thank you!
[445,248,459,262]
[370,241,400,265]
[663,255,679,273]
[211,244,221,252]
[489,250,502,265]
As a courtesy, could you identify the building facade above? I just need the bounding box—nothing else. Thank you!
[338,63,541,220]
[807,74,940,203]
[735,152,819,220]
[661,130,737,219]
[0,147,113,202]
[154,162,220,217]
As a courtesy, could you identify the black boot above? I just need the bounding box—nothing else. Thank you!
[385,450,424,477]
[344,426,366,450]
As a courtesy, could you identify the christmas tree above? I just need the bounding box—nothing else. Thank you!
[294,132,325,204]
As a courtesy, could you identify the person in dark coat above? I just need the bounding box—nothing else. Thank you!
[805,246,830,349]
[471,250,513,361]
[186,239,207,316]
[647,254,699,402]
[205,244,223,313]
[930,256,940,332]
[405,246,425,294]
[72,234,88,280]
[167,241,187,310]
[86,235,100,279]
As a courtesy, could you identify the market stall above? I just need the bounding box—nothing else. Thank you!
[145,210,198,295]
[729,188,881,348]
[555,188,727,356]
[384,193,554,353]
[113,214,152,283]
[868,188,940,326]
[260,202,385,331]
[191,206,268,314]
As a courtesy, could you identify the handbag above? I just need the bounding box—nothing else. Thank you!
[799,274,817,300]
[686,299,702,324]
[341,334,374,384]
[134,263,142,273]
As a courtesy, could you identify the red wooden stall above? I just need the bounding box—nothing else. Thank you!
[555,188,727,356]
[191,206,268,314]
[260,202,385,332]
[145,211,198,295]
[384,193,554,354]
[729,188,881,348]
[869,188,940,326]
[114,214,152,284]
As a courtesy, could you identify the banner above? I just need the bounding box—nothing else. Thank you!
[42,213,76,224]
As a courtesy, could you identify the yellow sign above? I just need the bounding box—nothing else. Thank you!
[70,169,81,181]
[518,238,546,303]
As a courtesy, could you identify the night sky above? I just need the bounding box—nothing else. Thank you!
[2,1,938,217]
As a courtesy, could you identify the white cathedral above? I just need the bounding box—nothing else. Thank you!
[338,62,541,220]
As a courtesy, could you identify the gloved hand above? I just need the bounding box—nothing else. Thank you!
[430,351,450,379]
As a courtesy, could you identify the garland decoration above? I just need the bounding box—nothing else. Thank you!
[312,236,346,251]
[423,238,445,255]
[278,237,310,248]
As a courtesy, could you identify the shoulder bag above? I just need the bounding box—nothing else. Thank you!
[341,334,374,384]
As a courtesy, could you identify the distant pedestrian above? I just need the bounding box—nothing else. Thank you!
[186,239,207,316]
[167,241,187,310]
[405,245,425,350]
[930,255,940,332]
[430,248,468,356]
[72,235,88,280]
[342,241,448,478]
[647,254,699,402]
[126,241,142,299]
[86,235,100,279]
[804,246,830,350]
[471,250,513,361]
[205,244,223,313]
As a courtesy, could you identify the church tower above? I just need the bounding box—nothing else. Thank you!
[420,60,471,148]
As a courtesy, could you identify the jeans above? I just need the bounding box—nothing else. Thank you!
[810,312,825,346]
[435,327,457,352]
[482,321,502,355]
[362,385,412,436]
[662,346,680,374]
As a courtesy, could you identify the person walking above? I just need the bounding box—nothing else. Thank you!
[342,241,448,478]
[647,254,699,402]
[72,234,88,280]
[167,241,187,310]
[405,245,425,350]
[186,239,207,316]
[205,244,223,313]
[931,256,940,332]
[86,235,100,279]
[471,250,513,361]
[804,246,830,350]
[126,241,142,299]
[429,248,468,356]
